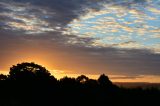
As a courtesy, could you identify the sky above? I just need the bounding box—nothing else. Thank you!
[0,0,160,82]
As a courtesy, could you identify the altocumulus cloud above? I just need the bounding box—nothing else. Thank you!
[0,0,160,78]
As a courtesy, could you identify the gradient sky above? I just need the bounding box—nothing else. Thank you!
[0,0,160,82]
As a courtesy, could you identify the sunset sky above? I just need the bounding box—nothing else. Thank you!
[0,0,160,82]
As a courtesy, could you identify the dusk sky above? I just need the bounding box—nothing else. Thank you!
[0,0,160,82]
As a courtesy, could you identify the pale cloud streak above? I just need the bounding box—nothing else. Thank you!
[0,2,57,34]
[67,0,160,54]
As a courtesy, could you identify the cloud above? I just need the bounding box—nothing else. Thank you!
[0,32,160,76]
[0,0,154,32]
[148,7,160,14]
[110,75,144,80]
[0,2,59,34]
[66,0,160,54]
[0,0,159,78]
[111,41,142,48]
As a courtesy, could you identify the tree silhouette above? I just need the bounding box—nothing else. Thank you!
[60,76,77,86]
[8,62,52,81]
[98,74,112,87]
[0,74,7,80]
[76,75,89,83]
[0,62,159,106]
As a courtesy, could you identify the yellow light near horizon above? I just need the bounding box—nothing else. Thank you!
[110,75,160,83]
[0,70,9,75]
[1,50,160,83]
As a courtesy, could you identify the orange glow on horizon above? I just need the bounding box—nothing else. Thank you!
[1,66,160,83]
[1,51,160,83]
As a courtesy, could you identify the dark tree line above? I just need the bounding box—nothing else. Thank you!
[0,62,159,106]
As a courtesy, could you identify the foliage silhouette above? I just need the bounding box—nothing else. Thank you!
[0,62,159,106]
[76,75,89,83]
[0,74,7,80]
[8,62,55,81]
[98,74,112,86]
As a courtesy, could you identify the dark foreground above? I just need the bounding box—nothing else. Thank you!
[0,62,160,106]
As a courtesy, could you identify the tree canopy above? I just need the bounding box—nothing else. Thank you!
[9,62,52,81]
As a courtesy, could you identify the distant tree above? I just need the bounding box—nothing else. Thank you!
[76,75,89,83]
[8,62,53,81]
[0,74,7,80]
[98,74,112,87]
[85,79,98,88]
[60,76,77,86]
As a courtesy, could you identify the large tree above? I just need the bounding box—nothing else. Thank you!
[9,62,52,81]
